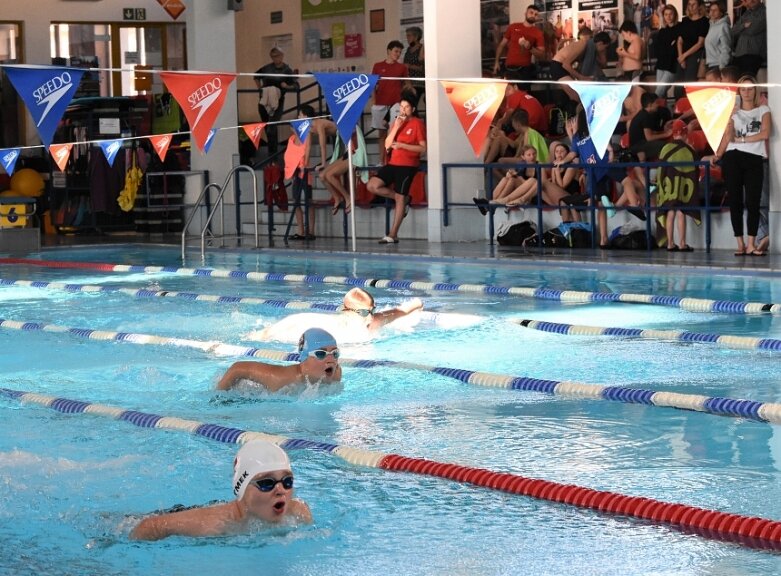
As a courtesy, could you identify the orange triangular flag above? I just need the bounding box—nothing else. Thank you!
[685,85,737,154]
[149,134,173,162]
[242,123,267,150]
[441,81,504,157]
[49,143,73,172]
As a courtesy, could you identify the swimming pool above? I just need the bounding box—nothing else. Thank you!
[1,245,781,575]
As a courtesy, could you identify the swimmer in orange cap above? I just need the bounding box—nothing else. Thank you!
[130,440,311,540]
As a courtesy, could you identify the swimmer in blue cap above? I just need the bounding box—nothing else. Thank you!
[130,440,311,540]
[217,328,341,391]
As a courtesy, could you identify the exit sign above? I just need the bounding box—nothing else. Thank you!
[123,8,146,20]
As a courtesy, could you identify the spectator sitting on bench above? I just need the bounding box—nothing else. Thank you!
[485,108,549,181]
[628,91,673,163]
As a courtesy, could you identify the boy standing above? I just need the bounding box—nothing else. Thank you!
[371,41,411,164]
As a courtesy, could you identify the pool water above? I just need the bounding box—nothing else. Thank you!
[1,245,781,575]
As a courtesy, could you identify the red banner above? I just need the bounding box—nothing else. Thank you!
[242,123,267,150]
[685,85,737,155]
[441,81,504,157]
[49,143,73,172]
[148,134,173,162]
[160,72,236,152]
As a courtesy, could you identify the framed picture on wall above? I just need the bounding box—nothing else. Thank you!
[370,9,385,33]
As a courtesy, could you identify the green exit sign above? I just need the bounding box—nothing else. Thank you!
[123,8,146,21]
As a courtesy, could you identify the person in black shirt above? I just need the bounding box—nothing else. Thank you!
[675,0,709,99]
[629,92,673,162]
[654,4,680,99]
[255,47,298,154]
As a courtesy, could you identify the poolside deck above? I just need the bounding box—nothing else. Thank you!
[38,231,781,276]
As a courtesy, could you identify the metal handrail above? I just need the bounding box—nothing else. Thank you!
[181,183,221,261]
[199,165,259,260]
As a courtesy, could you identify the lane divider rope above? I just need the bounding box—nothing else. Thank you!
[0,277,480,327]
[515,318,781,352]
[2,257,778,315]
[1,386,780,552]
[1,317,779,424]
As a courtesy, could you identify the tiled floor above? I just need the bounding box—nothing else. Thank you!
[37,231,781,276]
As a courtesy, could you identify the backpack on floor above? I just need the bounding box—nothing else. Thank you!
[496,220,537,246]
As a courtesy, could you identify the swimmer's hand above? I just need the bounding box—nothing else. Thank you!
[399,297,423,314]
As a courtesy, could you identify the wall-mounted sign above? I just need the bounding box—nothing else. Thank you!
[157,0,185,21]
[123,8,146,21]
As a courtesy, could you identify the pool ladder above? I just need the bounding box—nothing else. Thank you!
[181,165,259,261]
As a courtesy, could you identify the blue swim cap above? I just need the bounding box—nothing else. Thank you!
[298,328,337,359]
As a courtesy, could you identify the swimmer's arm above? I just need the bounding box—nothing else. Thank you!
[217,361,293,392]
[290,499,313,523]
[130,506,228,541]
[369,297,423,330]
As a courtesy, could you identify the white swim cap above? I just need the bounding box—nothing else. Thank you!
[232,440,291,500]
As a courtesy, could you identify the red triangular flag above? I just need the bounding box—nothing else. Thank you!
[159,72,237,151]
[685,85,737,155]
[242,123,267,150]
[49,143,73,172]
[149,134,173,162]
[441,81,504,157]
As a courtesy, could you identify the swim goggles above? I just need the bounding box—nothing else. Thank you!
[344,306,375,317]
[253,475,294,492]
[309,348,340,360]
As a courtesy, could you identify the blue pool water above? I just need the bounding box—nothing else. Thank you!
[1,245,781,575]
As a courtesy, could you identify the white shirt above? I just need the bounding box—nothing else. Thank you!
[726,104,770,158]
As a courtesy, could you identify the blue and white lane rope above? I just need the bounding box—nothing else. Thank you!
[1,257,779,315]
[1,317,779,424]
[0,277,480,327]
[516,318,781,352]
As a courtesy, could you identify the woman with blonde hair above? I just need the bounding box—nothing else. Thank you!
[712,76,771,256]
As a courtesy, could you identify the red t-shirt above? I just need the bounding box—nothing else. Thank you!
[372,60,409,106]
[505,90,547,134]
[503,23,544,67]
[390,116,426,167]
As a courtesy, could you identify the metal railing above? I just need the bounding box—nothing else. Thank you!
[181,165,259,261]
[442,159,731,251]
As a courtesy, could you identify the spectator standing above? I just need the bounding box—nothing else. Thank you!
[371,41,411,165]
[255,47,298,155]
[731,0,766,78]
[704,1,732,73]
[617,21,644,81]
[403,27,425,101]
[492,4,545,90]
[675,0,709,98]
[285,106,314,241]
[654,4,681,98]
[713,75,771,256]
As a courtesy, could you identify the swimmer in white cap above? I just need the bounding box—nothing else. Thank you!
[250,288,423,344]
[217,328,342,391]
[130,440,311,541]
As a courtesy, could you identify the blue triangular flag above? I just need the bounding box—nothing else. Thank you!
[290,118,311,144]
[0,148,21,176]
[571,83,631,160]
[203,129,217,153]
[99,139,123,166]
[314,73,379,145]
[4,66,84,147]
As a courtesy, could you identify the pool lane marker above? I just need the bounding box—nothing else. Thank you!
[2,386,780,552]
[1,257,778,315]
[0,277,481,328]
[2,317,780,425]
[515,318,781,352]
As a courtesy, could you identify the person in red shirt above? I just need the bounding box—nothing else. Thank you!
[495,82,547,134]
[492,5,545,90]
[367,91,426,244]
[371,41,411,164]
